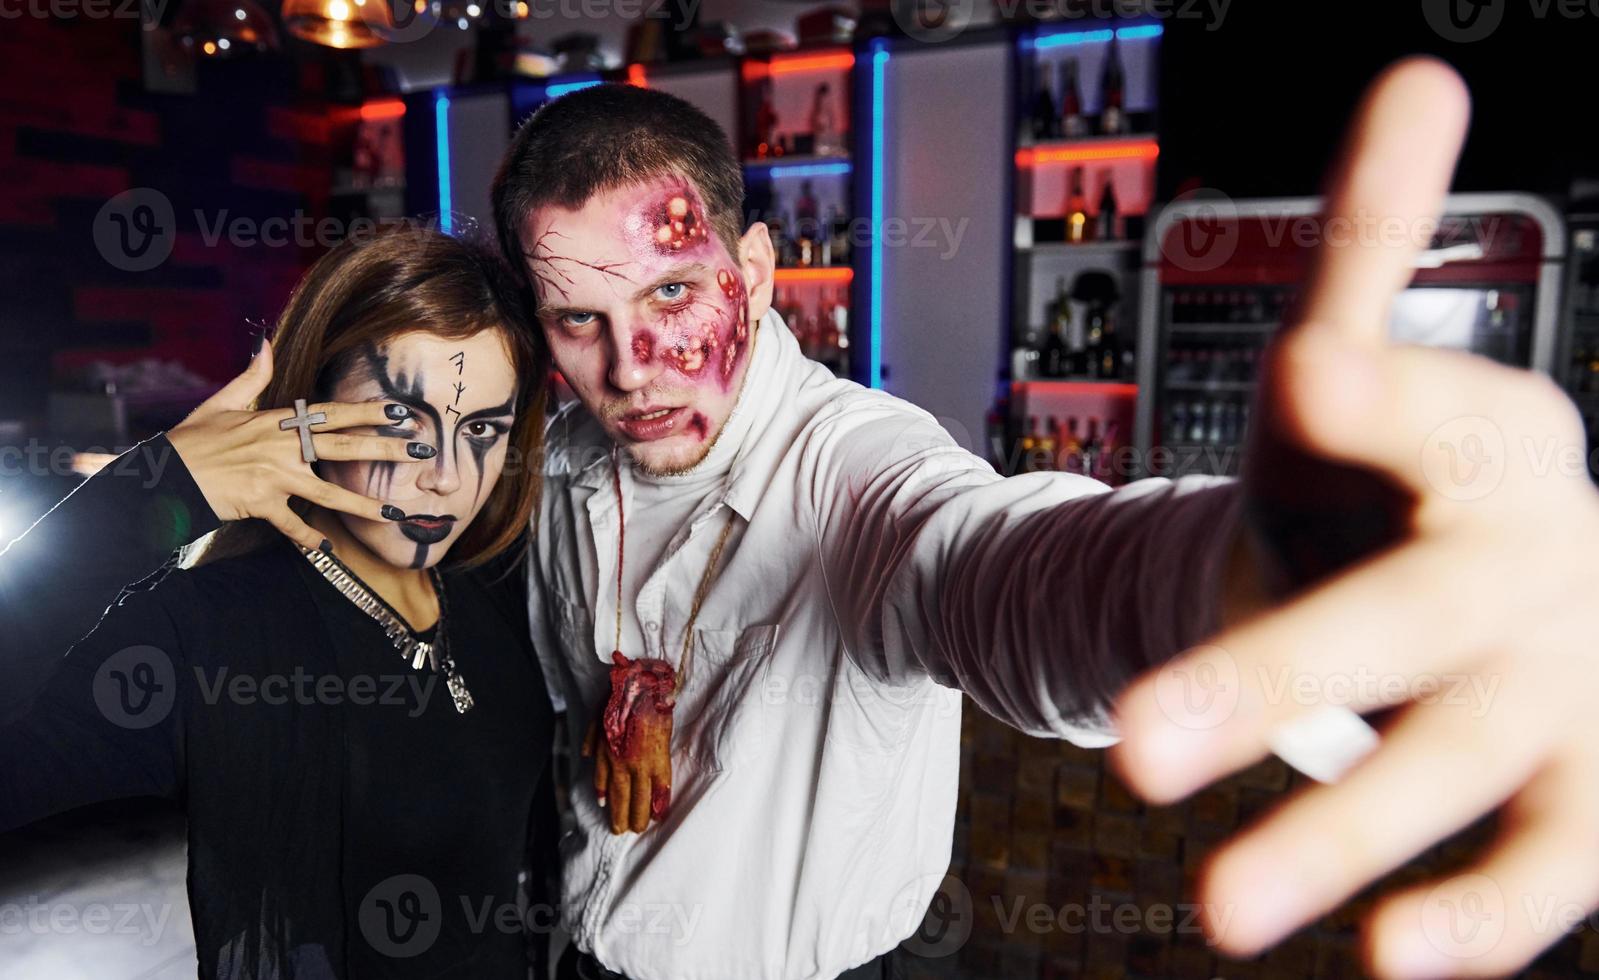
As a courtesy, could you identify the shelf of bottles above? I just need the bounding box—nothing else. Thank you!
[999,22,1161,480]
[1143,203,1554,480]
[1153,286,1296,477]
[1561,221,1599,482]
[740,48,856,378]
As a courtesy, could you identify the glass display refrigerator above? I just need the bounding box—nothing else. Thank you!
[1133,193,1566,479]
[1556,210,1599,481]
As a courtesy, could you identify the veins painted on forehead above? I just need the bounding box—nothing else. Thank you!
[528,175,752,394]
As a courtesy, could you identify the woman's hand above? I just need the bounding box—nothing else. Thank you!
[167,338,430,551]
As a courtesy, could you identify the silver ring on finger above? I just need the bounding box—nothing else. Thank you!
[278,398,328,464]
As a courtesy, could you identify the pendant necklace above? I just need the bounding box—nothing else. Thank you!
[300,544,476,714]
[598,452,738,818]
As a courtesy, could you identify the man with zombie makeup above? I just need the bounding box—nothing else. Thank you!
[500,66,1599,980]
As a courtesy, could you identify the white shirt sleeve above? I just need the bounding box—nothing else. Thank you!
[805,392,1242,747]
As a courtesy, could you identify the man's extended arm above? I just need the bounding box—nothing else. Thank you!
[808,392,1240,744]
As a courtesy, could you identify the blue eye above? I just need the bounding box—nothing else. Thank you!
[656,283,686,301]
[562,312,597,328]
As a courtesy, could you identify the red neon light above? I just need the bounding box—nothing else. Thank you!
[360,100,406,121]
[769,51,855,75]
[1016,138,1158,166]
[773,267,853,284]
[1013,380,1139,398]
[627,64,647,87]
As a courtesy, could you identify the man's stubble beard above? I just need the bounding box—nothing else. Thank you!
[626,418,729,478]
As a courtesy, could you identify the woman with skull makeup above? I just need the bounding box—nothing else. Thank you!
[0,224,558,979]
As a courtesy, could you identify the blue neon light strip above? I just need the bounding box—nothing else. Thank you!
[745,161,852,179]
[435,92,452,235]
[869,41,887,390]
[545,79,602,98]
[1031,23,1163,49]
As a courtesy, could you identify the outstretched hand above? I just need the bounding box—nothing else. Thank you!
[168,338,427,551]
[1112,58,1599,977]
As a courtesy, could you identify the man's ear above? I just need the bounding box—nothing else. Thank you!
[738,222,776,326]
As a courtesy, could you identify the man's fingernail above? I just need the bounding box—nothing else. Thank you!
[381,505,405,521]
[407,442,436,459]
[385,403,412,421]
[319,538,333,554]
[251,332,264,358]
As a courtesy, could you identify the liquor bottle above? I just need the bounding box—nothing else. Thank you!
[1188,400,1208,443]
[1081,418,1100,476]
[1084,302,1106,377]
[794,181,818,266]
[755,79,779,158]
[769,210,790,267]
[1042,277,1071,377]
[1066,167,1090,244]
[802,309,823,361]
[1099,35,1126,136]
[1029,59,1057,141]
[1167,402,1187,446]
[1020,416,1040,473]
[1097,419,1121,482]
[1095,173,1119,241]
[1093,308,1124,380]
[1037,416,1059,471]
[784,291,806,345]
[827,207,850,266]
[1057,59,1087,138]
[1012,326,1041,381]
[1058,416,1082,473]
[831,289,850,357]
[809,81,839,156]
[1041,321,1069,380]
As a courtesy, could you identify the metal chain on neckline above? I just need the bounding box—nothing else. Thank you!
[300,546,475,714]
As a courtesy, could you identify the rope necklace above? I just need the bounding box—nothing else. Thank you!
[611,453,737,693]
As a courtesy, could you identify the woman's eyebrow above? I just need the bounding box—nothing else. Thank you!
[456,395,517,426]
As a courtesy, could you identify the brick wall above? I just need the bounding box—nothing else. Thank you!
[896,705,1599,979]
[0,16,358,429]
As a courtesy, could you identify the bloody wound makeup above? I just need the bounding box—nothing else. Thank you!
[528,177,761,475]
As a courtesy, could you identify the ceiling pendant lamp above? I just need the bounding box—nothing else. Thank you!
[280,0,428,49]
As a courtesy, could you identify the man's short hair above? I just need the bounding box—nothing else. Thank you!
[491,83,746,292]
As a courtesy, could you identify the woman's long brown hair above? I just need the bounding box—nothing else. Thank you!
[197,223,548,569]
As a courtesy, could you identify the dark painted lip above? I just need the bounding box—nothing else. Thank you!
[399,516,456,545]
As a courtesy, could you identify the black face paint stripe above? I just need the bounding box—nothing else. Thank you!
[469,438,489,509]
[410,542,428,569]
[364,460,396,500]
[362,343,444,439]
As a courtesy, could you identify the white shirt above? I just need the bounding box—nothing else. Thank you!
[528,310,1242,980]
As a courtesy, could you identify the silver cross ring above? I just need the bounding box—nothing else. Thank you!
[279,398,328,464]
